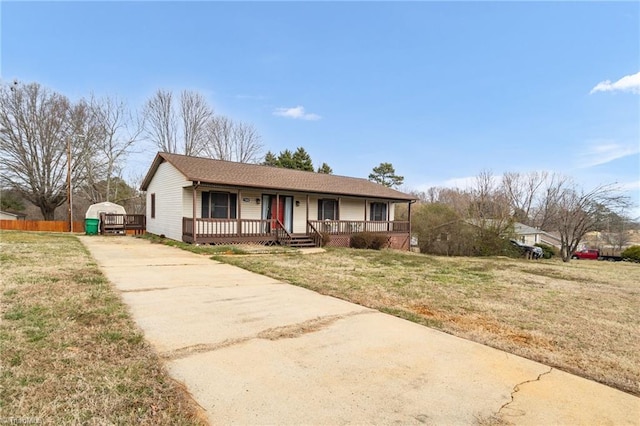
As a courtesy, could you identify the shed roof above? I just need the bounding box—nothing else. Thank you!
[85,202,126,219]
[141,152,416,201]
[0,210,27,218]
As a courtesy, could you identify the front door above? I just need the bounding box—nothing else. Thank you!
[262,195,293,232]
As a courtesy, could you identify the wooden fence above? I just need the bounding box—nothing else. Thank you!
[0,220,85,233]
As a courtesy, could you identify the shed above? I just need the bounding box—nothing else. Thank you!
[0,210,27,220]
[86,202,127,234]
[85,202,126,219]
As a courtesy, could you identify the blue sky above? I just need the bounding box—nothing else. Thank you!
[2,1,639,215]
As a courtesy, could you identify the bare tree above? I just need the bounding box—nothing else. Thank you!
[541,180,629,262]
[143,89,215,156]
[501,171,548,225]
[180,90,213,156]
[202,116,263,163]
[143,89,178,154]
[531,173,569,231]
[0,82,93,219]
[81,95,144,203]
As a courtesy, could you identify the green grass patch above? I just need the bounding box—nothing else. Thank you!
[0,230,206,424]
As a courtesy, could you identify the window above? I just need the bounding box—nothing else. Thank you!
[150,193,156,218]
[202,191,237,219]
[370,202,387,221]
[318,199,338,220]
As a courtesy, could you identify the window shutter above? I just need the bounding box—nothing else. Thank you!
[201,192,210,218]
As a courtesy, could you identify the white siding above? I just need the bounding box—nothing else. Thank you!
[146,162,190,241]
[340,198,367,220]
[291,195,306,234]
[308,198,319,220]
[239,191,262,220]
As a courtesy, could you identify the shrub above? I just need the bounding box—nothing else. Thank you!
[535,243,557,259]
[349,232,389,250]
[621,245,640,262]
[350,232,371,249]
[369,234,389,250]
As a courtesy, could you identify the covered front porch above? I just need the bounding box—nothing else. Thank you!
[180,181,414,249]
[182,218,411,249]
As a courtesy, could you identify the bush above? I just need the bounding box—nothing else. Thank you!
[535,243,557,259]
[621,245,640,262]
[349,232,389,250]
[369,234,389,250]
[350,232,371,249]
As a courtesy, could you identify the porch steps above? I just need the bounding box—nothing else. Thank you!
[285,235,317,248]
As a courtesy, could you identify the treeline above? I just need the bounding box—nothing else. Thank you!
[0,81,336,220]
[400,171,632,262]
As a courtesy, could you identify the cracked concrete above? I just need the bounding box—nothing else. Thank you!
[80,236,640,425]
[498,367,554,415]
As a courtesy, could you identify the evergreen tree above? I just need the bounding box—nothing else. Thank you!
[317,163,333,174]
[368,162,404,188]
[263,146,331,173]
[277,149,296,169]
[292,147,314,171]
[263,151,278,167]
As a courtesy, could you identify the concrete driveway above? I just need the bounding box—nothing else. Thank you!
[79,236,639,425]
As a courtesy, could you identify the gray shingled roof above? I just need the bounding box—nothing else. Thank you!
[141,152,416,201]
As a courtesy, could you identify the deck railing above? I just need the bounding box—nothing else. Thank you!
[308,220,409,234]
[100,214,146,234]
[183,218,276,238]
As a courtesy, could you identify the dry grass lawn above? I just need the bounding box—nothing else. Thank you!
[0,231,206,425]
[216,247,640,396]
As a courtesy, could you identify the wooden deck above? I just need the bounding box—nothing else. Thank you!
[100,214,146,235]
[182,218,410,248]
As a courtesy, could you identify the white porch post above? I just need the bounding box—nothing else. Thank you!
[237,190,242,237]
[306,194,310,233]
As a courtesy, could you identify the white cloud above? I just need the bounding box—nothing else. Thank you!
[577,140,640,168]
[590,71,640,95]
[273,105,321,121]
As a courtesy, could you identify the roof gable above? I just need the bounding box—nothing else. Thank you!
[141,152,415,201]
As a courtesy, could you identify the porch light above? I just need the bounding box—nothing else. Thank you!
[256,198,261,205]
[295,201,300,207]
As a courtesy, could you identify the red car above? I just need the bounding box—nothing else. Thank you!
[571,249,599,260]
[571,249,622,261]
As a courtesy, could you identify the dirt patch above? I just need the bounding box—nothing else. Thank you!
[218,247,640,396]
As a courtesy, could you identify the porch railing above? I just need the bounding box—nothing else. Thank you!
[183,218,276,238]
[274,219,293,245]
[307,221,323,247]
[182,217,410,244]
[308,220,409,234]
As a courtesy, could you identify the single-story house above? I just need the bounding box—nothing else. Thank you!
[0,210,27,220]
[140,152,416,249]
[514,223,561,248]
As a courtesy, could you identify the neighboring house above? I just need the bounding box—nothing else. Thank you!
[0,210,26,220]
[514,223,561,248]
[140,153,416,249]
